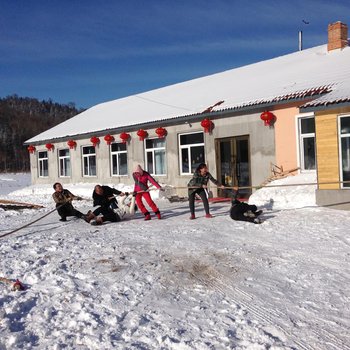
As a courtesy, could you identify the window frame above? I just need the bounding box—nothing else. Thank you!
[178,131,205,175]
[82,145,97,177]
[110,142,128,177]
[144,137,167,176]
[58,148,71,178]
[338,114,350,189]
[297,115,316,172]
[38,150,49,178]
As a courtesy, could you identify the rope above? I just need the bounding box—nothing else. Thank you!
[0,196,125,239]
[0,199,78,239]
[237,180,350,190]
[0,207,58,239]
[2,180,348,239]
[164,180,350,191]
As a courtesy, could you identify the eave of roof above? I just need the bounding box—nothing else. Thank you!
[300,100,350,112]
[24,88,332,145]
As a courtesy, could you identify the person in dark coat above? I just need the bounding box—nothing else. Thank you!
[187,163,224,219]
[229,187,262,224]
[52,182,88,222]
[89,185,126,225]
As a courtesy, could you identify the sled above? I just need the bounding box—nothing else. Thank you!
[0,199,44,210]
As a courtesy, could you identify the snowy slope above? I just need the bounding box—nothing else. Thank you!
[0,174,349,349]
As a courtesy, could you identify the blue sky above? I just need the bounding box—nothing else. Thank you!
[1,1,349,109]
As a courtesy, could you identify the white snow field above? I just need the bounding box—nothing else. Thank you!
[0,173,349,350]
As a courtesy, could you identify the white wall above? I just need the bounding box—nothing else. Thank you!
[29,112,275,196]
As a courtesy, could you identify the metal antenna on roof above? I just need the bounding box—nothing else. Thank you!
[299,20,310,51]
[299,30,303,51]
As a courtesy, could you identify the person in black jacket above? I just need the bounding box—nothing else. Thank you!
[52,182,89,222]
[88,185,126,225]
[229,187,262,224]
[187,163,224,219]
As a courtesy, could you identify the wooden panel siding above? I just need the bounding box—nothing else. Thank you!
[315,113,339,189]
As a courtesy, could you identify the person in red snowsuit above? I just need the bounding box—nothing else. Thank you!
[133,165,162,220]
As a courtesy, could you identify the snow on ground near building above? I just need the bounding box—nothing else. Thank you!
[249,172,318,210]
[0,173,31,196]
[0,173,349,349]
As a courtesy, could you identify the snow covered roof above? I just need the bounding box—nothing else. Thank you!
[26,44,350,143]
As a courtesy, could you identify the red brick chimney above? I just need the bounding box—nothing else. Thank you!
[328,21,348,51]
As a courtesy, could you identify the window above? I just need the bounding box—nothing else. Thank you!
[339,115,350,188]
[145,138,166,175]
[82,146,96,176]
[111,142,128,176]
[58,149,71,177]
[38,151,48,177]
[179,132,205,175]
[299,117,316,171]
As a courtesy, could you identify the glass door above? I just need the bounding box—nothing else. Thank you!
[216,136,251,198]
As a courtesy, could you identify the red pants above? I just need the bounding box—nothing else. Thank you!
[135,192,159,215]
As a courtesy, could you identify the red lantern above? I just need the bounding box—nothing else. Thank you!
[90,136,100,147]
[27,145,36,154]
[120,132,130,144]
[45,143,54,151]
[155,127,167,138]
[260,111,275,126]
[67,140,77,149]
[201,118,213,133]
[137,129,148,141]
[104,134,115,145]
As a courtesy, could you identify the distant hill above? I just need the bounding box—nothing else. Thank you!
[0,95,85,172]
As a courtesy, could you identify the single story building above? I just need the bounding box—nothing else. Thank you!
[25,22,350,207]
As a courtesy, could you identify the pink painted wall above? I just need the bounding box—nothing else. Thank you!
[274,106,299,172]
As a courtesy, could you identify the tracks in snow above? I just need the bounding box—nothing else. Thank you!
[187,262,350,350]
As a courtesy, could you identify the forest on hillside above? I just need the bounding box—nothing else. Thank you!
[0,95,85,172]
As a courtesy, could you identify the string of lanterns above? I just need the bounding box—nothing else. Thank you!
[29,115,275,153]
[27,120,206,153]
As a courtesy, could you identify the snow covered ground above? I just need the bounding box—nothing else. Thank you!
[0,173,349,350]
